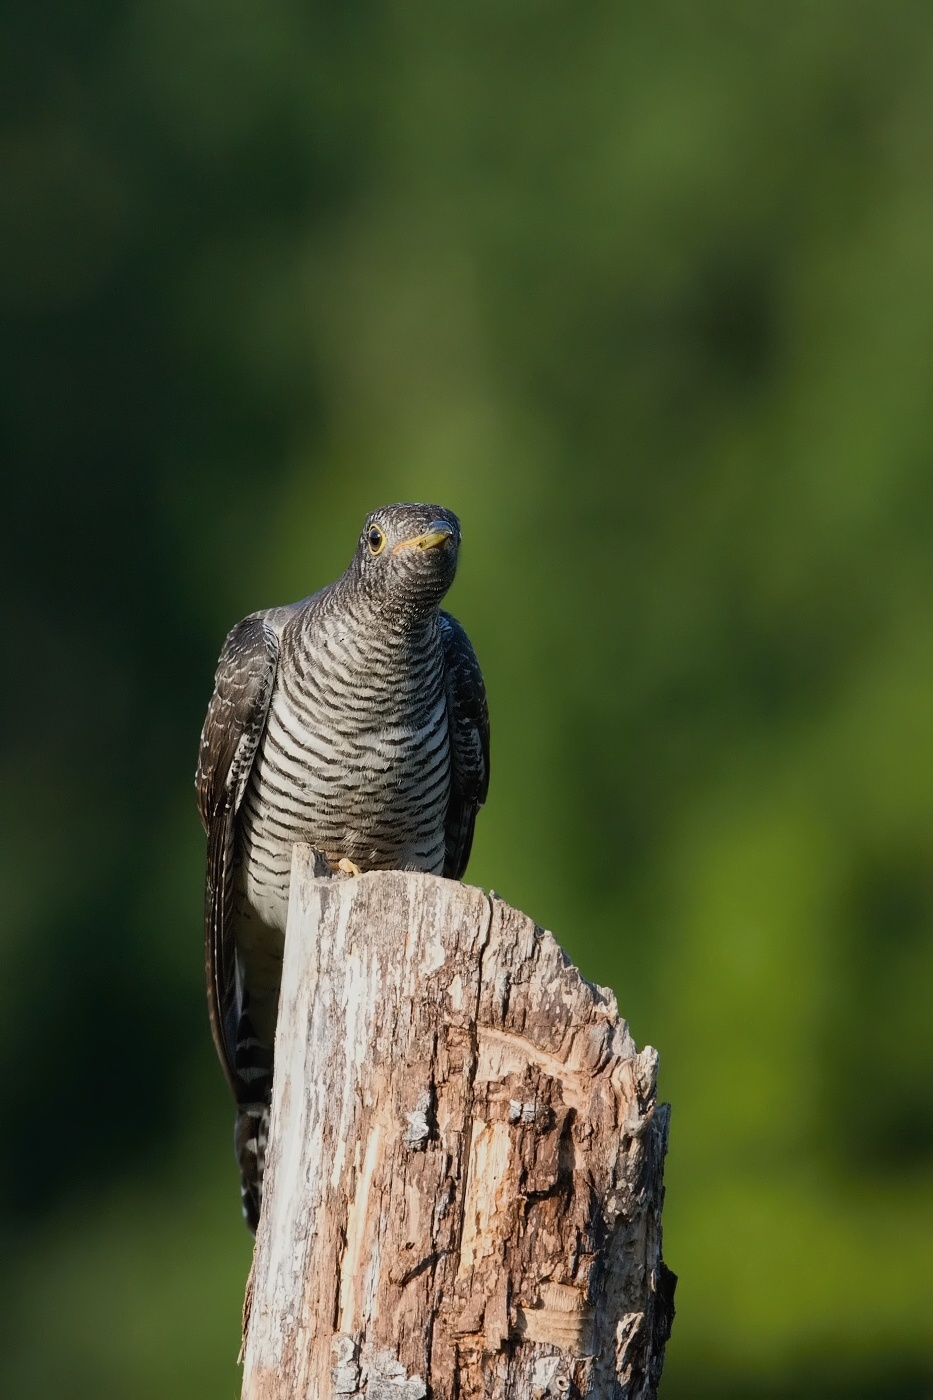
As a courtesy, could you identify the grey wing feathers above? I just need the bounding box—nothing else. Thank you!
[196,615,279,1095]
[440,611,490,880]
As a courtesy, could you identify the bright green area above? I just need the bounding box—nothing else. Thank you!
[2,4,933,1395]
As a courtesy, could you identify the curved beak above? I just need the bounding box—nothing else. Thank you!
[392,522,455,554]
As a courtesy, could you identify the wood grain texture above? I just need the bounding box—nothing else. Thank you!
[241,846,675,1400]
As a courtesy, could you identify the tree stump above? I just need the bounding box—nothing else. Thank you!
[240,845,675,1400]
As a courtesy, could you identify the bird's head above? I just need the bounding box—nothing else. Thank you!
[352,502,461,616]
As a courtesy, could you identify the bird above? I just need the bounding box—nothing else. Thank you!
[195,503,489,1230]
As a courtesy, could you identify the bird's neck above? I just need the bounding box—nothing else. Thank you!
[305,581,441,658]
[331,571,443,636]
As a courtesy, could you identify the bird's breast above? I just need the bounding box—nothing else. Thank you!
[236,635,451,929]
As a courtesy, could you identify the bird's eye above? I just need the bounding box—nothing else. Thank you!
[367,525,385,555]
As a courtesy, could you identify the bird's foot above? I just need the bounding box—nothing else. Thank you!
[336,857,363,877]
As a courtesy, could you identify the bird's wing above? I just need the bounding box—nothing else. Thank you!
[440,611,490,879]
[196,614,279,1095]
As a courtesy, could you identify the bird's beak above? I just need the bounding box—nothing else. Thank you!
[392,522,455,554]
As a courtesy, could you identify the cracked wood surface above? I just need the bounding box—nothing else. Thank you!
[240,847,675,1399]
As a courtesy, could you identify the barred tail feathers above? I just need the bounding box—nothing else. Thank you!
[232,1008,274,1234]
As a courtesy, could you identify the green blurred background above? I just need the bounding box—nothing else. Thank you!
[3,2,933,1395]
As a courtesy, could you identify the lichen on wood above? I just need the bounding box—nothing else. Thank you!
[240,846,675,1399]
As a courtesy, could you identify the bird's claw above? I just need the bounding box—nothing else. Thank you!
[336,857,363,877]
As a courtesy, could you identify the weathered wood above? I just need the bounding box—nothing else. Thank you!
[241,845,675,1400]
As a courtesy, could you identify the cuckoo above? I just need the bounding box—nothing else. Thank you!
[195,503,489,1229]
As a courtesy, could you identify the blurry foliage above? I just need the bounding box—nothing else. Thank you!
[2,2,933,1395]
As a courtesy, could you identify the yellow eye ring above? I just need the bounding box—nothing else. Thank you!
[367,524,386,555]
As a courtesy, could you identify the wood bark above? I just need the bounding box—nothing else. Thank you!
[240,845,675,1400]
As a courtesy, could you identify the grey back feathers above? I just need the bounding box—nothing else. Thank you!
[195,503,489,1229]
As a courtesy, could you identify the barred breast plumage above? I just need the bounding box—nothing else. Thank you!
[195,503,489,1230]
[240,605,450,934]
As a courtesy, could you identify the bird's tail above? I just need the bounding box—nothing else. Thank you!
[233,1008,274,1234]
[235,1102,269,1233]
